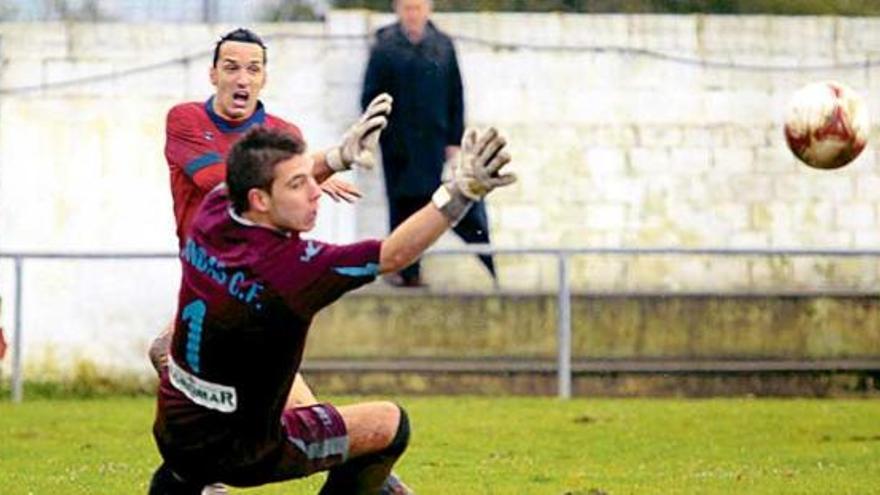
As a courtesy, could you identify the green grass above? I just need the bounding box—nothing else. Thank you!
[1,396,878,494]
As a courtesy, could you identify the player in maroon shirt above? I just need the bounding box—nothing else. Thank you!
[150,26,391,397]
[149,126,514,494]
[149,29,393,494]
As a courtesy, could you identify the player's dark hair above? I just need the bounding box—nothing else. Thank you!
[213,28,267,67]
[227,127,306,214]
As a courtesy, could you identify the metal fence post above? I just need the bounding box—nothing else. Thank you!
[557,253,572,399]
[12,257,23,403]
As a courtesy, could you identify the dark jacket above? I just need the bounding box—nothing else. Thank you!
[362,21,464,198]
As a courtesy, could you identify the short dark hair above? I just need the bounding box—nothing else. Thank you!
[213,28,267,67]
[226,127,307,214]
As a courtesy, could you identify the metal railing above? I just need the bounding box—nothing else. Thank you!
[3,246,880,402]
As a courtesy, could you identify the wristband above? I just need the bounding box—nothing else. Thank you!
[325,147,348,172]
[431,185,473,226]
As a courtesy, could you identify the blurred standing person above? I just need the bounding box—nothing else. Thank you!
[362,0,497,287]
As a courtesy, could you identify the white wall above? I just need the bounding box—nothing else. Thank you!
[2,13,880,376]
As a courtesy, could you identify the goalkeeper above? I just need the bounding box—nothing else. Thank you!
[147,27,395,494]
[149,125,515,494]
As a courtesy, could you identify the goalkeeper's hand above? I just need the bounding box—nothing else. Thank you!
[452,127,516,200]
[433,127,516,224]
[326,93,393,172]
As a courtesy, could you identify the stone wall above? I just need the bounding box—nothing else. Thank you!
[308,293,880,360]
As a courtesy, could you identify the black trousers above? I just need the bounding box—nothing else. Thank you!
[388,195,496,281]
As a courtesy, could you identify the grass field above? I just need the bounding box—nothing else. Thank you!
[1,395,879,494]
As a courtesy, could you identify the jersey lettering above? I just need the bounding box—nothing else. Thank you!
[168,358,237,413]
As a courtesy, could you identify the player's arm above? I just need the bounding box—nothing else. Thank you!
[379,128,516,274]
[324,93,393,173]
[379,205,449,274]
[312,93,393,202]
[311,151,339,184]
[165,106,225,191]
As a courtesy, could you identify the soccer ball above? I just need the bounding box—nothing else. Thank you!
[784,81,870,170]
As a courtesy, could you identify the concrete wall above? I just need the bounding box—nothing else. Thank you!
[2,13,880,377]
[308,293,880,360]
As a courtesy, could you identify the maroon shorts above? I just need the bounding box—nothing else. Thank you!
[159,403,349,488]
[278,403,350,474]
[221,403,350,487]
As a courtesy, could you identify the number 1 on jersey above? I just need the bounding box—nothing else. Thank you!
[181,299,206,373]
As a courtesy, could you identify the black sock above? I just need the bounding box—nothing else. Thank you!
[148,464,203,495]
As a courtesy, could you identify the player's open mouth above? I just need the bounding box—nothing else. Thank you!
[232,91,249,106]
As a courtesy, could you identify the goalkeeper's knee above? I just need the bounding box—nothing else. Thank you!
[148,332,171,375]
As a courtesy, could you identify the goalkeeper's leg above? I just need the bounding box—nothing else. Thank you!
[148,321,173,374]
[320,402,412,494]
[148,463,203,495]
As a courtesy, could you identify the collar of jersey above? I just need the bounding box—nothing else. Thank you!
[227,204,295,239]
[205,96,267,134]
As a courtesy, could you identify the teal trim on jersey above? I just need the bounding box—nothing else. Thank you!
[333,262,380,277]
[184,152,222,178]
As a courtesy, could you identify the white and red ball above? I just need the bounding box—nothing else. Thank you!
[784,81,870,170]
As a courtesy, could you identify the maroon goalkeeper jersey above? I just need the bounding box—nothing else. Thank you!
[154,186,380,468]
[165,97,303,247]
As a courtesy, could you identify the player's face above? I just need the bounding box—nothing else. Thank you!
[265,154,322,232]
[396,0,431,39]
[210,41,266,121]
